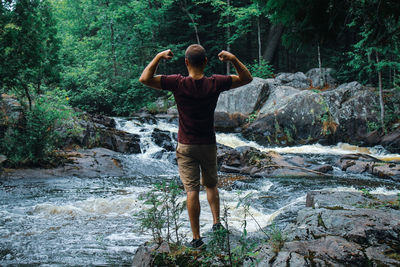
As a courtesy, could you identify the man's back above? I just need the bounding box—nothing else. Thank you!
[161,74,232,145]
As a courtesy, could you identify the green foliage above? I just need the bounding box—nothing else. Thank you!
[136,180,186,245]
[268,223,286,253]
[0,0,60,105]
[248,59,274,78]
[0,92,76,167]
[246,111,258,124]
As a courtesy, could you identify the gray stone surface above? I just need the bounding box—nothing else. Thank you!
[259,86,300,115]
[252,190,400,267]
[275,72,310,89]
[1,148,127,178]
[215,77,273,115]
[305,68,336,88]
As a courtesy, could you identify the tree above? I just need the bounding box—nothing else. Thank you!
[0,0,60,109]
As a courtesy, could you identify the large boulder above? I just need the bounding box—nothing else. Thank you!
[215,77,274,115]
[214,112,247,132]
[244,90,329,146]
[305,68,336,88]
[250,190,400,267]
[244,81,380,146]
[275,72,310,89]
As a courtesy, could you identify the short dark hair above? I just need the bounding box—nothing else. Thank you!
[185,44,206,68]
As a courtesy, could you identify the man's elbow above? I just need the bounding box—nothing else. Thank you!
[139,76,146,84]
[241,76,253,86]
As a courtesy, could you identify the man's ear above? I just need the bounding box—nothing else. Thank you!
[185,58,189,67]
[204,57,208,65]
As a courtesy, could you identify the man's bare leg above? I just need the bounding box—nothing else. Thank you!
[205,185,220,224]
[187,190,201,239]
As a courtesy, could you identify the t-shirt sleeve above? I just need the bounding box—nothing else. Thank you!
[161,74,181,92]
[213,74,233,93]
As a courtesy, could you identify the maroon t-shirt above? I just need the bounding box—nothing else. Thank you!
[161,74,232,144]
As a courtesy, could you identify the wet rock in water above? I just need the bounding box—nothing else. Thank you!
[214,112,247,132]
[0,154,6,165]
[1,148,127,178]
[251,190,400,267]
[275,72,310,89]
[151,128,175,151]
[215,77,273,115]
[90,113,116,128]
[305,68,336,88]
[132,242,170,267]
[312,164,333,173]
[218,146,331,178]
[336,153,400,180]
[381,128,400,154]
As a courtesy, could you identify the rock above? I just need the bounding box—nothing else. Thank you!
[252,190,400,267]
[244,81,381,147]
[381,128,400,153]
[0,154,6,165]
[214,112,247,132]
[217,146,330,178]
[90,113,116,128]
[275,72,310,89]
[305,68,336,88]
[312,164,333,173]
[336,154,400,180]
[259,86,300,115]
[215,77,272,115]
[167,106,178,115]
[151,128,175,151]
[132,242,170,267]
[1,148,127,178]
[244,90,328,146]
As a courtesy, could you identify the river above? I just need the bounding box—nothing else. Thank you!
[0,117,399,266]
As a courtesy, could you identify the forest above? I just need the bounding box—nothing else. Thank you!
[1,0,400,165]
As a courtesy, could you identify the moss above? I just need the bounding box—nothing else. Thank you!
[325,206,346,210]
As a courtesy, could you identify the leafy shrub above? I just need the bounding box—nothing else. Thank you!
[1,91,76,167]
[248,59,274,78]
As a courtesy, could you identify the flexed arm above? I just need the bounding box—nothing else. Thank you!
[139,49,173,90]
[218,50,253,88]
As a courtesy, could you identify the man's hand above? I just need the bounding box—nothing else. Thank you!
[218,50,236,62]
[139,49,173,90]
[158,49,174,60]
[218,50,253,89]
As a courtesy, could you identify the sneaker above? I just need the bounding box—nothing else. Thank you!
[189,237,205,249]
[212,222,225,232]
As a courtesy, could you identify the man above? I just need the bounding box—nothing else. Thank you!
[139,44,252,248]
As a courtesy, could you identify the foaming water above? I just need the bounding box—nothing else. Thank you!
[216,133,400,161]
[1,117,399,265]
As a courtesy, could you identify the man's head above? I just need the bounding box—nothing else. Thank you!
[185,44,207,69]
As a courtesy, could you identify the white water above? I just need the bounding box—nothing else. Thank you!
[1,117,398,266]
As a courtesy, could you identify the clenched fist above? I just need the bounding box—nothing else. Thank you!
[218,50,236,62]
[158,49,174,60]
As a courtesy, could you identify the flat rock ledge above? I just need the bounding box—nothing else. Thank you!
[246,190,400,267]
[0,148,126,178]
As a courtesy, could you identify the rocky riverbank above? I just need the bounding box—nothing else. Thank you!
[132,190,400,267]
[247,190,400,266]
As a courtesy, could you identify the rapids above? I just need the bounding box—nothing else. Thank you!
[0,117,399,265]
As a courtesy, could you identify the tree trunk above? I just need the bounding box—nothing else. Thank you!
[257,16,262,67]
[180,1,200,45]
[376,51,386,133]
[24,85,32,111]
[226,0,231,75]
[263,24,284,63]
[110,20,117,77]
[317,41,325,86]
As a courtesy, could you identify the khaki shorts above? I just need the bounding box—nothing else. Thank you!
[176,142,218,192]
